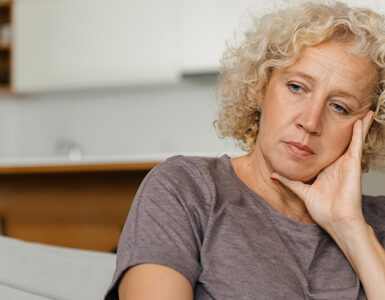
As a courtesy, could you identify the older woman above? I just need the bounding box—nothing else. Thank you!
[105,2,385,299]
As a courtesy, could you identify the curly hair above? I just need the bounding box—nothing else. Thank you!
[214,1,385,172]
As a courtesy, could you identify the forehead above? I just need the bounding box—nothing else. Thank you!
[282,42,377,97]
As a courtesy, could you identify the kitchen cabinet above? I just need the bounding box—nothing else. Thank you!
[2,0,383,92]
[12,0,178,92]
[0,161,159,252]
[0,0,293,92]
[177,0,268,73]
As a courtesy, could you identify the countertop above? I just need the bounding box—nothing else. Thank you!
[0,151,234,174]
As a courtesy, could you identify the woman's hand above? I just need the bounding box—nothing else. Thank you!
[271,110,374,233]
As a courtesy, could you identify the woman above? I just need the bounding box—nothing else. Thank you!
[105,2,385,299]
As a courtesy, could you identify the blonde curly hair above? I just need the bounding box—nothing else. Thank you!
[214,1,385,172]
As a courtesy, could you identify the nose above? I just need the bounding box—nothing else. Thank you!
[295,97,324,135]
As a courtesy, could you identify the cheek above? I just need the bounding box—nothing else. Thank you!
[258,105,281,144]
[259,94,286,132]
[324,123,354,157]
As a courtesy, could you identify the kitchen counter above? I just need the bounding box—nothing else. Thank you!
[0,161,160,174]
[0,151,237,174]
[0,155,165,174]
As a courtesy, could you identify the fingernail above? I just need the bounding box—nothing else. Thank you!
[270,177,279,181]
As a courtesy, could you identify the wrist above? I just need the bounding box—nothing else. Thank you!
[329,220,371,256]
[327,213,367,236]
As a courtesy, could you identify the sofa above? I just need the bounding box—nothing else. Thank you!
[0,236,116,299]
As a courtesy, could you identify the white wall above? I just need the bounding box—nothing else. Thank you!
[0,78,244,161]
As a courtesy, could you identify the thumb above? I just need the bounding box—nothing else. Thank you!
[271,172,309,200]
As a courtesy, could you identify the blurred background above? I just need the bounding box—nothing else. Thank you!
[0,0,383,253]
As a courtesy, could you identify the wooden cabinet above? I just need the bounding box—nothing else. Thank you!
[0,162,159,252]
[9,0,178,92]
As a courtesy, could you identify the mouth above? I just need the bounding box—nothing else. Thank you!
[284,141,315,157]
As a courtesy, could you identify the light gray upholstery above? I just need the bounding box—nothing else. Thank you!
[0,236,116,300]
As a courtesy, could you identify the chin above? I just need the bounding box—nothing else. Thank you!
[273,162,319,183]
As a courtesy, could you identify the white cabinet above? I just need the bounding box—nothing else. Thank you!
[12,0,178,92]
[9,0,385,92]
[177,0,268,73]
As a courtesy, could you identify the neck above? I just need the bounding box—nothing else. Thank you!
[232,147,316,224]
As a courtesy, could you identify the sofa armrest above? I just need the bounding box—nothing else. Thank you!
[0,236,116,300]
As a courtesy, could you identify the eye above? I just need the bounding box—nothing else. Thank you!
[332,103,348,115]
[287,83,303,93]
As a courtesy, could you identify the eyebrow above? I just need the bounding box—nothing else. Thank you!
[284,70,316,83]
[283,70,361,106]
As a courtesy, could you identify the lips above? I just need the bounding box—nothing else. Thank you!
[285,141,315,156]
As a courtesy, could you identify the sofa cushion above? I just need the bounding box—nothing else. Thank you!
[0,236,116,300]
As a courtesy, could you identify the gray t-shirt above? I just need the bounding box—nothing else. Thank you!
[105,154,385,299]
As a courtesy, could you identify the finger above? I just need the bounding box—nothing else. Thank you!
[362,110,374,143]
[271,172,309,200]
[347,118,363,159]
[347,110,374,159]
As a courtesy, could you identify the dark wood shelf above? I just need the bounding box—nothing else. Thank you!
[0,161,161,174]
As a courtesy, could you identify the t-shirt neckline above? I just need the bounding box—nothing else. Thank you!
[221,154,327,238]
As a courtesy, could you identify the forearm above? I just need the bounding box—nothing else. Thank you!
[330,223,385,300]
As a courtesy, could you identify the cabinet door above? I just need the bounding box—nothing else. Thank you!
[13,0,178,92]
[178,0,267,73]
[178,0,385,74]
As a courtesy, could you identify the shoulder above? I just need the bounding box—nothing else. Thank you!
[137,154,229,207]
[362,194,385,235]
[155,154,227,174]
[149,154,228,188]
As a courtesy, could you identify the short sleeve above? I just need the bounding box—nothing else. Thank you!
[104,155,209,299]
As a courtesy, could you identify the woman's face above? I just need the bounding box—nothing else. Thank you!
[257,41,377,182]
